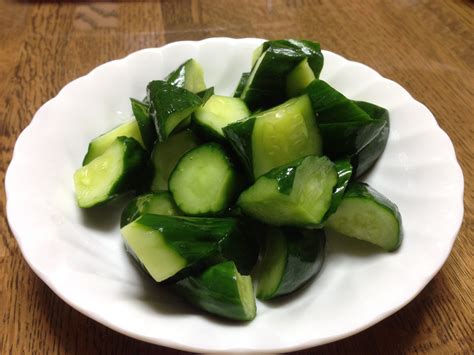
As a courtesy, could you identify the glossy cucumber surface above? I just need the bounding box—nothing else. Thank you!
[150,129,199,192]
[121,215,259,282]
[75,136,147,208]
[326,182,402,251]
[257,227,326,300]
[169,143,240,216]
[120,192,181,227]
[224,95,322,179]
[237,156,338,227]
[241,39,323,110]
[147,80,202,141]
[82,120,144,165]
[174,261,256,321]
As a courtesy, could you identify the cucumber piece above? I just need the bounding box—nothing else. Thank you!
[241,39,324,110]
[286,58,316,97]
[150,129,199,192]
[120,192,181,227]
[147,80,202,141]
[306,80,390,176]
[237,156,339,227]
[121,215,259,282]
[165,58,207,94]
[130,98,155,151]
[82,119,145,165]
[174,261,256,321]
[351,101,390,177]
[224,94,322,179]
[169,143,240,216]
[306,80,371,123]
[194,95,250,140]
[326,182,402,251]
[233,72,250,98]
[74,137,147,208]
[257,227,325,300]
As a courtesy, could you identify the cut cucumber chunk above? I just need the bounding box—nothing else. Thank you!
[120,192,181,227]
[194,95,250,140]
[286,58,316,97]
[351,101,390,177]
[147,80,202,141]
[237,156,338,227]
[174,261,256,321]
[326,182,402,251]
[74,136,147,208]
[130,98,155,151]
[165,58,207,94]
[150,129,199,192]
[257,227,325,300]
[121,215,259,282]
[233,72,250,98]
[306,80,390,176]
[224,94,322,179]
[82,119,145,165]
[169,143,240,216]
[241,39,324,110]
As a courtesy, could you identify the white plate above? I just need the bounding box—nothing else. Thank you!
[5,38,464,352]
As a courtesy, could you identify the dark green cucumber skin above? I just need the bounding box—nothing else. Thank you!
[351,101,390,177]
[174,261,255,321]
[89,136,147,207]
[223,117,256,179]
[128,215,259,281]
[234,72,250,97]
[197,87,215,102]
[324,159,353,218]
[120,192,180,227]
[130,98,155,151]
[306,80,371,124]
[147,80,202,142]
[242,39,324,110]
[260,227,326,299]
[165,59,192,88]
[306,80,390,177]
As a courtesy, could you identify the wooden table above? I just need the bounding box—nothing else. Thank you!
[1,1,472,353]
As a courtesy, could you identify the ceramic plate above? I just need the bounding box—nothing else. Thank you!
[5,38,464,352]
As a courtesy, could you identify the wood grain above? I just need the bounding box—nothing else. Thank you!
[1,0,472,353]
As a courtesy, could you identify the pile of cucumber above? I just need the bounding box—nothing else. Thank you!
[73,39,402,321]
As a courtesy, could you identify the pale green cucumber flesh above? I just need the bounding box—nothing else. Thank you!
[241,51,266,100]
[194,95,250,137]
[169,144,236,215]
[164,107,197,137]
[151,129,199,192]
[256,230,287,299]
[121,222,187,282]
[75,141,125,208]
[238,156,337,226]
[286,58,316,97]
[183,59,206,93]
[252,95,322,178]
[83,120,144,165]
[326,197,401,251]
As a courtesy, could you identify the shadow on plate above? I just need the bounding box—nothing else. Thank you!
[79,194,132,232]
